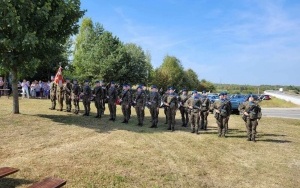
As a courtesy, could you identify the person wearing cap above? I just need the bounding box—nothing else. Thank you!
[72,79,81,114]
[238,95,262,142]
[108,81,118,121]
[163,86,178,131]
[162,88,170,124]
[134,85,146,126]
[120,84,131,123]
[223,92,232,133]
[199,90,211,130]
[64,78,72,112]
[211,92,231,137]
[94,81,104,118]
[56,79,64,111]
[49,76,57,110]
[187,90,202,134]
[100,81,107,115]
[148,85,161,128]
[179,88,190,127]
[82,80,92,116]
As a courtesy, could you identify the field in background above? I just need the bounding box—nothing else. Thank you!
[0,98,299,188]
[260,97,299,108]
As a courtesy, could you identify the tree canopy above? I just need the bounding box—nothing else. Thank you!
[0,0,85,113]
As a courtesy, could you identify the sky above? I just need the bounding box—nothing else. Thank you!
[80,0,300,86]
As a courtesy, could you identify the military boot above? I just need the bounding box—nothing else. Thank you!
[191,127,195,133]
[196,128,200,135]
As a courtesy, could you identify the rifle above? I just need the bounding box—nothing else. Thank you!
[214,101,229,119]
[179,94,192,108]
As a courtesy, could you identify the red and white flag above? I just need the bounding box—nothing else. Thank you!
[54,66,64,87]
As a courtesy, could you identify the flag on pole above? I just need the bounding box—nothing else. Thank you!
[54,66,64,87]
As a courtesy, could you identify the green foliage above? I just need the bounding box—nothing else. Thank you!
[72,18,151,84]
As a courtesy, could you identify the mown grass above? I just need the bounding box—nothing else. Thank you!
[0,98,299,188]
[259,97,299,108]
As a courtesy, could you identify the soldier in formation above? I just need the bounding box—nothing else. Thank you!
[108,81,118,121]
[135,85,146,126]
[82,80,91,116]
[72,79,80,114]
[199,90,210,130]
[147,85,161,128]
[64,78,72,112]
[212,92,231,137]
[179,89,189,127]
[239,95,262,142]
[56,79,64,111]
[49,76,57,110]
[163,87,178,131]
[187,90,201,134]
[120,84,131,124]
[223,92,232,133]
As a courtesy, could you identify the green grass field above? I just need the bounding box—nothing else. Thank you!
[259,97,299,108]
[0,98,299,188]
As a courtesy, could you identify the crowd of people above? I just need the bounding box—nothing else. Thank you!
[48,77,262,142]
[19,79,51,99]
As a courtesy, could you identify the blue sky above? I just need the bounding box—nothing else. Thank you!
[80,0,300,86]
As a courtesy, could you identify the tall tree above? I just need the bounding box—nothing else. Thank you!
[0,0,85,113]
[153,55,184,90]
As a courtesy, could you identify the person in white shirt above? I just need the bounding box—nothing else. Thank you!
[21,79,30,99]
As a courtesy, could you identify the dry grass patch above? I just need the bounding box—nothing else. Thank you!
[260,97,299,108]
[0,98,299,188]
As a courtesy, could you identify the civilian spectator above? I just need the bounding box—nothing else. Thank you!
[30,81,36,98]
[44,81,50,99]
[21,79,30,99]
[0,77,4,97]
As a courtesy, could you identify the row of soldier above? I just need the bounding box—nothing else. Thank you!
[49,78,262,141]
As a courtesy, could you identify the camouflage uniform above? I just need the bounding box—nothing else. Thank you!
[148,87,161,128]
[64,81,72,112]
[187,94,202,134]
[49,81,57,110]
[82,83,92,116]
[239,101,262,142]
[179,92,189,127]
[56,84,64,111]
[72,82,81,114]
[212,96,230,137]
[224,94,232,133]
[164,90,178,131]
[94,83,104,118]
[108,84,118,121]
[101,84,107,115]
[163,91,169,124]
[135,88,146,126]
[121,87,131,123]
[200,95,210,130]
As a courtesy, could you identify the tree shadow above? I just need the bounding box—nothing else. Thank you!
[258,133,286,137]
[0,178,33,188]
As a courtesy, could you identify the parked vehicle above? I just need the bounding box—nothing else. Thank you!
[230,94,246,115]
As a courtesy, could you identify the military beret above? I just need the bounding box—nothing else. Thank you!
[85,80,89,83]
[111,81,115,84]
[192,90,198,94]
[169,86,174,90]
[123,83,128,87]
[182,88,187,91]
[224,92,228,95]
[219,92,225,96]
[202,90,206,94]
[73,79,77,82]
[137,85,143,89]
[95,80,100,83]
[151,85,157,89]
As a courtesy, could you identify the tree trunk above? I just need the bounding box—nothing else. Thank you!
[11,67,20,114]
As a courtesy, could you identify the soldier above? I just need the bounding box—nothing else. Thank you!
[199,90,210,130]
[120,84,131,123]
[72,79,80,114]
[148,85,161,128]
[179,89,189,127]
[223,92,232,133]
[135,85,146,126]
[127,84,133,119]
[56,79,64,111]
[163,88,170,124]
[82,80,92,116]
[94,81,104,118]
[64,78,72,112]
[239,95,262,142]
[187,90,202,134]
[163,87,178,131]
[49,76,57,110]
[108,81,118,121]
[212,92,231,137]
[100,81,107,115]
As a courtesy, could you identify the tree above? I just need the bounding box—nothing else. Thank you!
[152,55,184,90]
[0,0,85,113]
[184,69,200,90]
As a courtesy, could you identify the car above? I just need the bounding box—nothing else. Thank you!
[260,94,271,100]
[230,94,246,115]
[208,95,219,113]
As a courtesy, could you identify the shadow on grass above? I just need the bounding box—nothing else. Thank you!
[0,178,33,188]
[258,139,291,143]
[32,113,193,134]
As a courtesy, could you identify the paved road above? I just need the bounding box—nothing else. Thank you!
[262,108,300,119]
